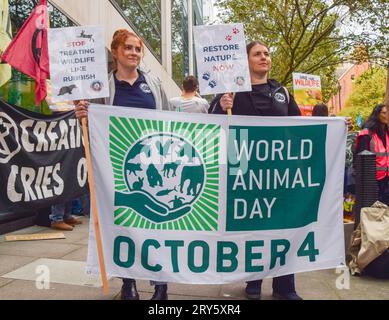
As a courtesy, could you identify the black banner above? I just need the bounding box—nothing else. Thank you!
[0,99,88,213]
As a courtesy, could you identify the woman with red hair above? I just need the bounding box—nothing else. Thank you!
[75,29,169,300]
[76,29,169,115]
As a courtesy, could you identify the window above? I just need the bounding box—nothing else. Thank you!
[193,0,203,24]
[192,0,204,79]
[0,0,75,114]
[111,0,161,59]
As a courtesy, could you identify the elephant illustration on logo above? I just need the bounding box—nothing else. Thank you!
[180,165,204,196]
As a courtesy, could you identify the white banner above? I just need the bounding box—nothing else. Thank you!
[48,25,109,103]
[86,104,347,284]
[193,23,251,95]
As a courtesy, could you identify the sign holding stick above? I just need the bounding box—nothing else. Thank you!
[193,23,251,96]
[48,25,109,103]
[81,118,109,294]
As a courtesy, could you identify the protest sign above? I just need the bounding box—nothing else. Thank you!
[48,25,109,103]
[86,105,346,284]
[292,73,323,116]
[193,23,251,95]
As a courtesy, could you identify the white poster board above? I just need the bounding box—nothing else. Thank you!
[48,25,109,103]
[193,23,251,95]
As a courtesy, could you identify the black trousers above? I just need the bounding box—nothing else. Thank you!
[378,178,389,205]
[249,274,296,293]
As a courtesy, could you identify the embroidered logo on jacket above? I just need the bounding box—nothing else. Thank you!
[274,92,286,103]
[139,83,152,94]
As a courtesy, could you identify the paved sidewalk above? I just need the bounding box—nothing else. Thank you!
[0,216,388,300]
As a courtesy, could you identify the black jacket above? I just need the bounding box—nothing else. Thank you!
[210,79,301,116]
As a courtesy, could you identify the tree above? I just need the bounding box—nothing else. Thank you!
[338,67,387,122]
[346,0,388,65]
[114,0,162,58]
[171,0,189,86]
[9,0,39,33]
[216,0,388,100]
[9,0,75,30]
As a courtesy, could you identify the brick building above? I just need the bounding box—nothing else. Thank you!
[327,62,369,114]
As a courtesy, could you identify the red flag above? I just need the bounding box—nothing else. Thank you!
[1,0,50,106]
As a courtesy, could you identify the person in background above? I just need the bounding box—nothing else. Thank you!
[345,123,357,196]
[355,103,389,205]
[71,194,90,216]
[75,29,169,301]
[211,40,302,300]
[312,103,328,117]
[169,76,209,113]
[49,201,82,231]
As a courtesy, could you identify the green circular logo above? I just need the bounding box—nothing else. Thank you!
[115,133,205,223]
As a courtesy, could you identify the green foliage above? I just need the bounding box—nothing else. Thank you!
[114,0,161,58]
[171,0,189,86]
[338,67,386,122]
[345,0,389,66]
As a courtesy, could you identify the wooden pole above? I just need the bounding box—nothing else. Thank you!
[227,92,235,116]
[81,117,109,295]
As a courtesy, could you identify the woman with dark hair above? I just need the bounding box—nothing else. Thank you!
[211,41,300,116]
[211,41,302,300]
[355,103,389,204]
[75,29,169,301]
[312,103,329,117]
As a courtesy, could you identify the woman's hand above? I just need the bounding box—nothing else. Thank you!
[220,93,234,113]
[74,100,89,119]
